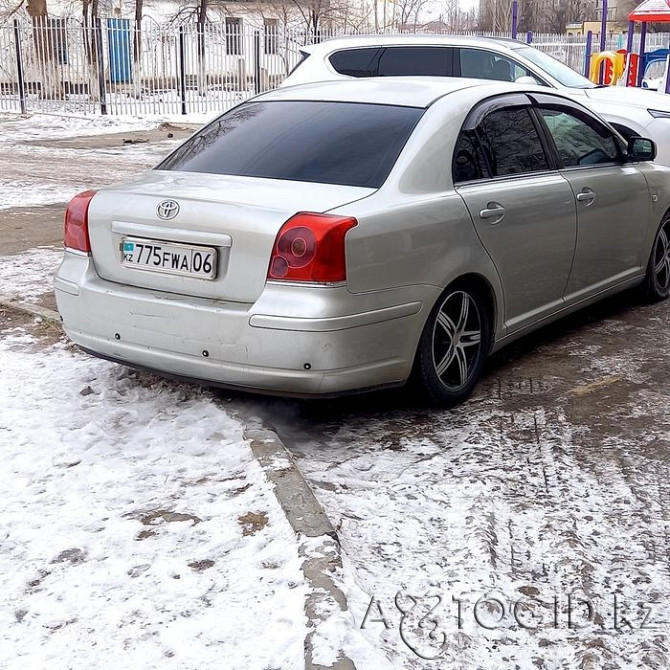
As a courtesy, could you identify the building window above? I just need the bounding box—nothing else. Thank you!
[264,19,278,55]
[226,17,242,55]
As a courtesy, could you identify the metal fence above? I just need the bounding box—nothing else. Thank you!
[1,19,670,116]
[0,18,308,115]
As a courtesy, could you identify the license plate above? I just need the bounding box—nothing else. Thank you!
[121,237,217,280]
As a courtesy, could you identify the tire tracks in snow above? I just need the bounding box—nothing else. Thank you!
[260,294,670,669]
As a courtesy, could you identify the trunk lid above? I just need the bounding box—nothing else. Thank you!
[88,170,374,303]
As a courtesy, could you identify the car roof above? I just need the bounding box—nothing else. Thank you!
[259,76,566,109]
[300,34,528,54]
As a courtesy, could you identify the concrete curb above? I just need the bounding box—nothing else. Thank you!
[0,298,61,324]
[245,427,356,670]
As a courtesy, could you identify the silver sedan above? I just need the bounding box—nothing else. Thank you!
[55,78,670,406]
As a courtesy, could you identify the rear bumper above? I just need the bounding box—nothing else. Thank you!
[55,250,435,396]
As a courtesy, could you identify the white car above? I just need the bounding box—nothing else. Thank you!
[283,35,670,165]
[642,59,667,91]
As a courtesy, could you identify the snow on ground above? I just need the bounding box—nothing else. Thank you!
[0,247,397,670]
[0,110,214,142]
[0,112,158,143]
[0,332,308,670]
[0,246,64,302]
[0,139,175,210]
[0,250,311,669]
[0,112,213,211]
[6,248,670,669]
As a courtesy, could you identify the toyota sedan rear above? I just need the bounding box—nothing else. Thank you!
[55,79,670,406]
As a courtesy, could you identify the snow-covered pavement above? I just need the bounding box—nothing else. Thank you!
[0,243,311,669]
[5,245,670,670]
[0,113,192,211]
[0,246,386,670]
[0,326,310,669]
[0,246,64,302]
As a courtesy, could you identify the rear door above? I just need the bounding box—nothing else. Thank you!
[454,96,577,333]
[531,94,650,300]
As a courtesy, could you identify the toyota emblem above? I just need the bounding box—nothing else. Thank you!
[156,200,180,220]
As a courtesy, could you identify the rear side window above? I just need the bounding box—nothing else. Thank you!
[329,48,382,77]
[453,131,491,183]
[478,108,549,176]
[377,46,452,76]
[158,101,423,189]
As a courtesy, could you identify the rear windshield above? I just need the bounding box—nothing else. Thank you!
[157,100,423,189]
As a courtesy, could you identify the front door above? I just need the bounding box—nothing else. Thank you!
[534,99,650,300]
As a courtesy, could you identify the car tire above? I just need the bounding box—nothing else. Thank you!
[415,282,491,407]
[641,215,670,303]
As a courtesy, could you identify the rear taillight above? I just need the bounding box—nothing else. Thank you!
[268,213,357,283]
[64,190,96,252]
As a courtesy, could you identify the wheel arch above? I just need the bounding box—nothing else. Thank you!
[414,272,499,359]
[451,272,499,353]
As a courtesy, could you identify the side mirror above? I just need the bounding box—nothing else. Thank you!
[514,75,539,85]
[627,136,657,162]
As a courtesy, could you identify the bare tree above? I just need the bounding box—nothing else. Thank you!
[196,0,208,94]
[0,0,26,20]
[80,0,102,103]
[289,0,332,34]
[443,0,460,30]
[26,0,65,97]
[517,0,537,33]
[170,0,210,94]
[395,0,430,29]
[546,0,588,33]
[478,0,512,32]
[330,0,372,30]
[133,0,143,64]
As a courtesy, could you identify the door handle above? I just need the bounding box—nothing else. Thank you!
[576,189,596,205]
[479,202,505,223]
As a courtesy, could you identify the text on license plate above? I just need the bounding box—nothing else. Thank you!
[121,238,217,279]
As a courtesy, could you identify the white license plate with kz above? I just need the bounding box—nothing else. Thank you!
[121,237,217,280]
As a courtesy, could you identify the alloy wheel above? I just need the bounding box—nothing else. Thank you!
[654,222,670,292]
[431,290,482,391]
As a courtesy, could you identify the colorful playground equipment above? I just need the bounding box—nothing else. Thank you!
[625,0,670,91]
[509,0,670,92]
[581,0,670,90]
[641,49,670,90]
[588,50,627,85]
[596,0,670,91]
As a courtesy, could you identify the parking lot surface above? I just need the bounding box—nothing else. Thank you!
[253,292,670,668]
